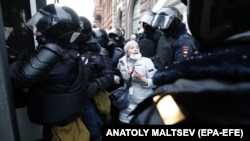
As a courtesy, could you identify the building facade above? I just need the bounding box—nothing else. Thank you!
[94,0,186,39]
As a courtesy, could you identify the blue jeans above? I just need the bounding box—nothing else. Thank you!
[81,99,103,141]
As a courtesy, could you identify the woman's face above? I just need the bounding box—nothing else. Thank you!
[127,44,142,60]
[127,44,140,56]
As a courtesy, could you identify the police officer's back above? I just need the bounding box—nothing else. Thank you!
[10,4,90,140]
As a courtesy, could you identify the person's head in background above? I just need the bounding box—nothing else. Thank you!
[181,0,250,51]
[123,40,142,61]
[130,34,137,41]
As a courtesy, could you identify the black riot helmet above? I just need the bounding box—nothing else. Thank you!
[108,27,124,47]
[79,16,92,35]
[182,0,250,51]
[92,28,109,47]
[26,3,80,39]
[108,28,123,38]
[151,7,182,35]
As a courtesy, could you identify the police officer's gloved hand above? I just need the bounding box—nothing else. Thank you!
[153,61,165,70]
[151,56,166,70]
[86,82,99,99]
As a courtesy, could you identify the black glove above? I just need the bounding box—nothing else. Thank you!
[95,74,114,89]
[86,82,99,99]
[151,56,165,70]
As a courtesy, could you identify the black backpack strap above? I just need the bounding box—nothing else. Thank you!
[67,50,88,93]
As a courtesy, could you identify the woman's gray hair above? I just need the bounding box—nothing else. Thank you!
[123,40,139,53]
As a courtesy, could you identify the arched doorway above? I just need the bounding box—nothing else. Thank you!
[128,0,141,38]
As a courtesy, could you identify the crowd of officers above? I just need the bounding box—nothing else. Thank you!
[8,3,198,141]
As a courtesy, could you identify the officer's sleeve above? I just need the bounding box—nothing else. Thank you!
[10,43,62,86]
[173,37,196,64]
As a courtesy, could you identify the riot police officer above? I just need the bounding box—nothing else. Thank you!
[10,4,89,141]
[92,27,124,125]
[108,27,125,50]
[79,19,116,141]
[137,11,162,58]
[93,27,124,69]
[151,7,197,69]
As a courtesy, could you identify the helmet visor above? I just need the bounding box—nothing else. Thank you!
[151,15,174,29]
[139,14,154,25]
[26,4,72,33]
[26,12,54,33]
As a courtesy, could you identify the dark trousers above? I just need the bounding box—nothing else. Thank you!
[81,99,103,141]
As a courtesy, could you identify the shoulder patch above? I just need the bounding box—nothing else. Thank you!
[182,46,189,58]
